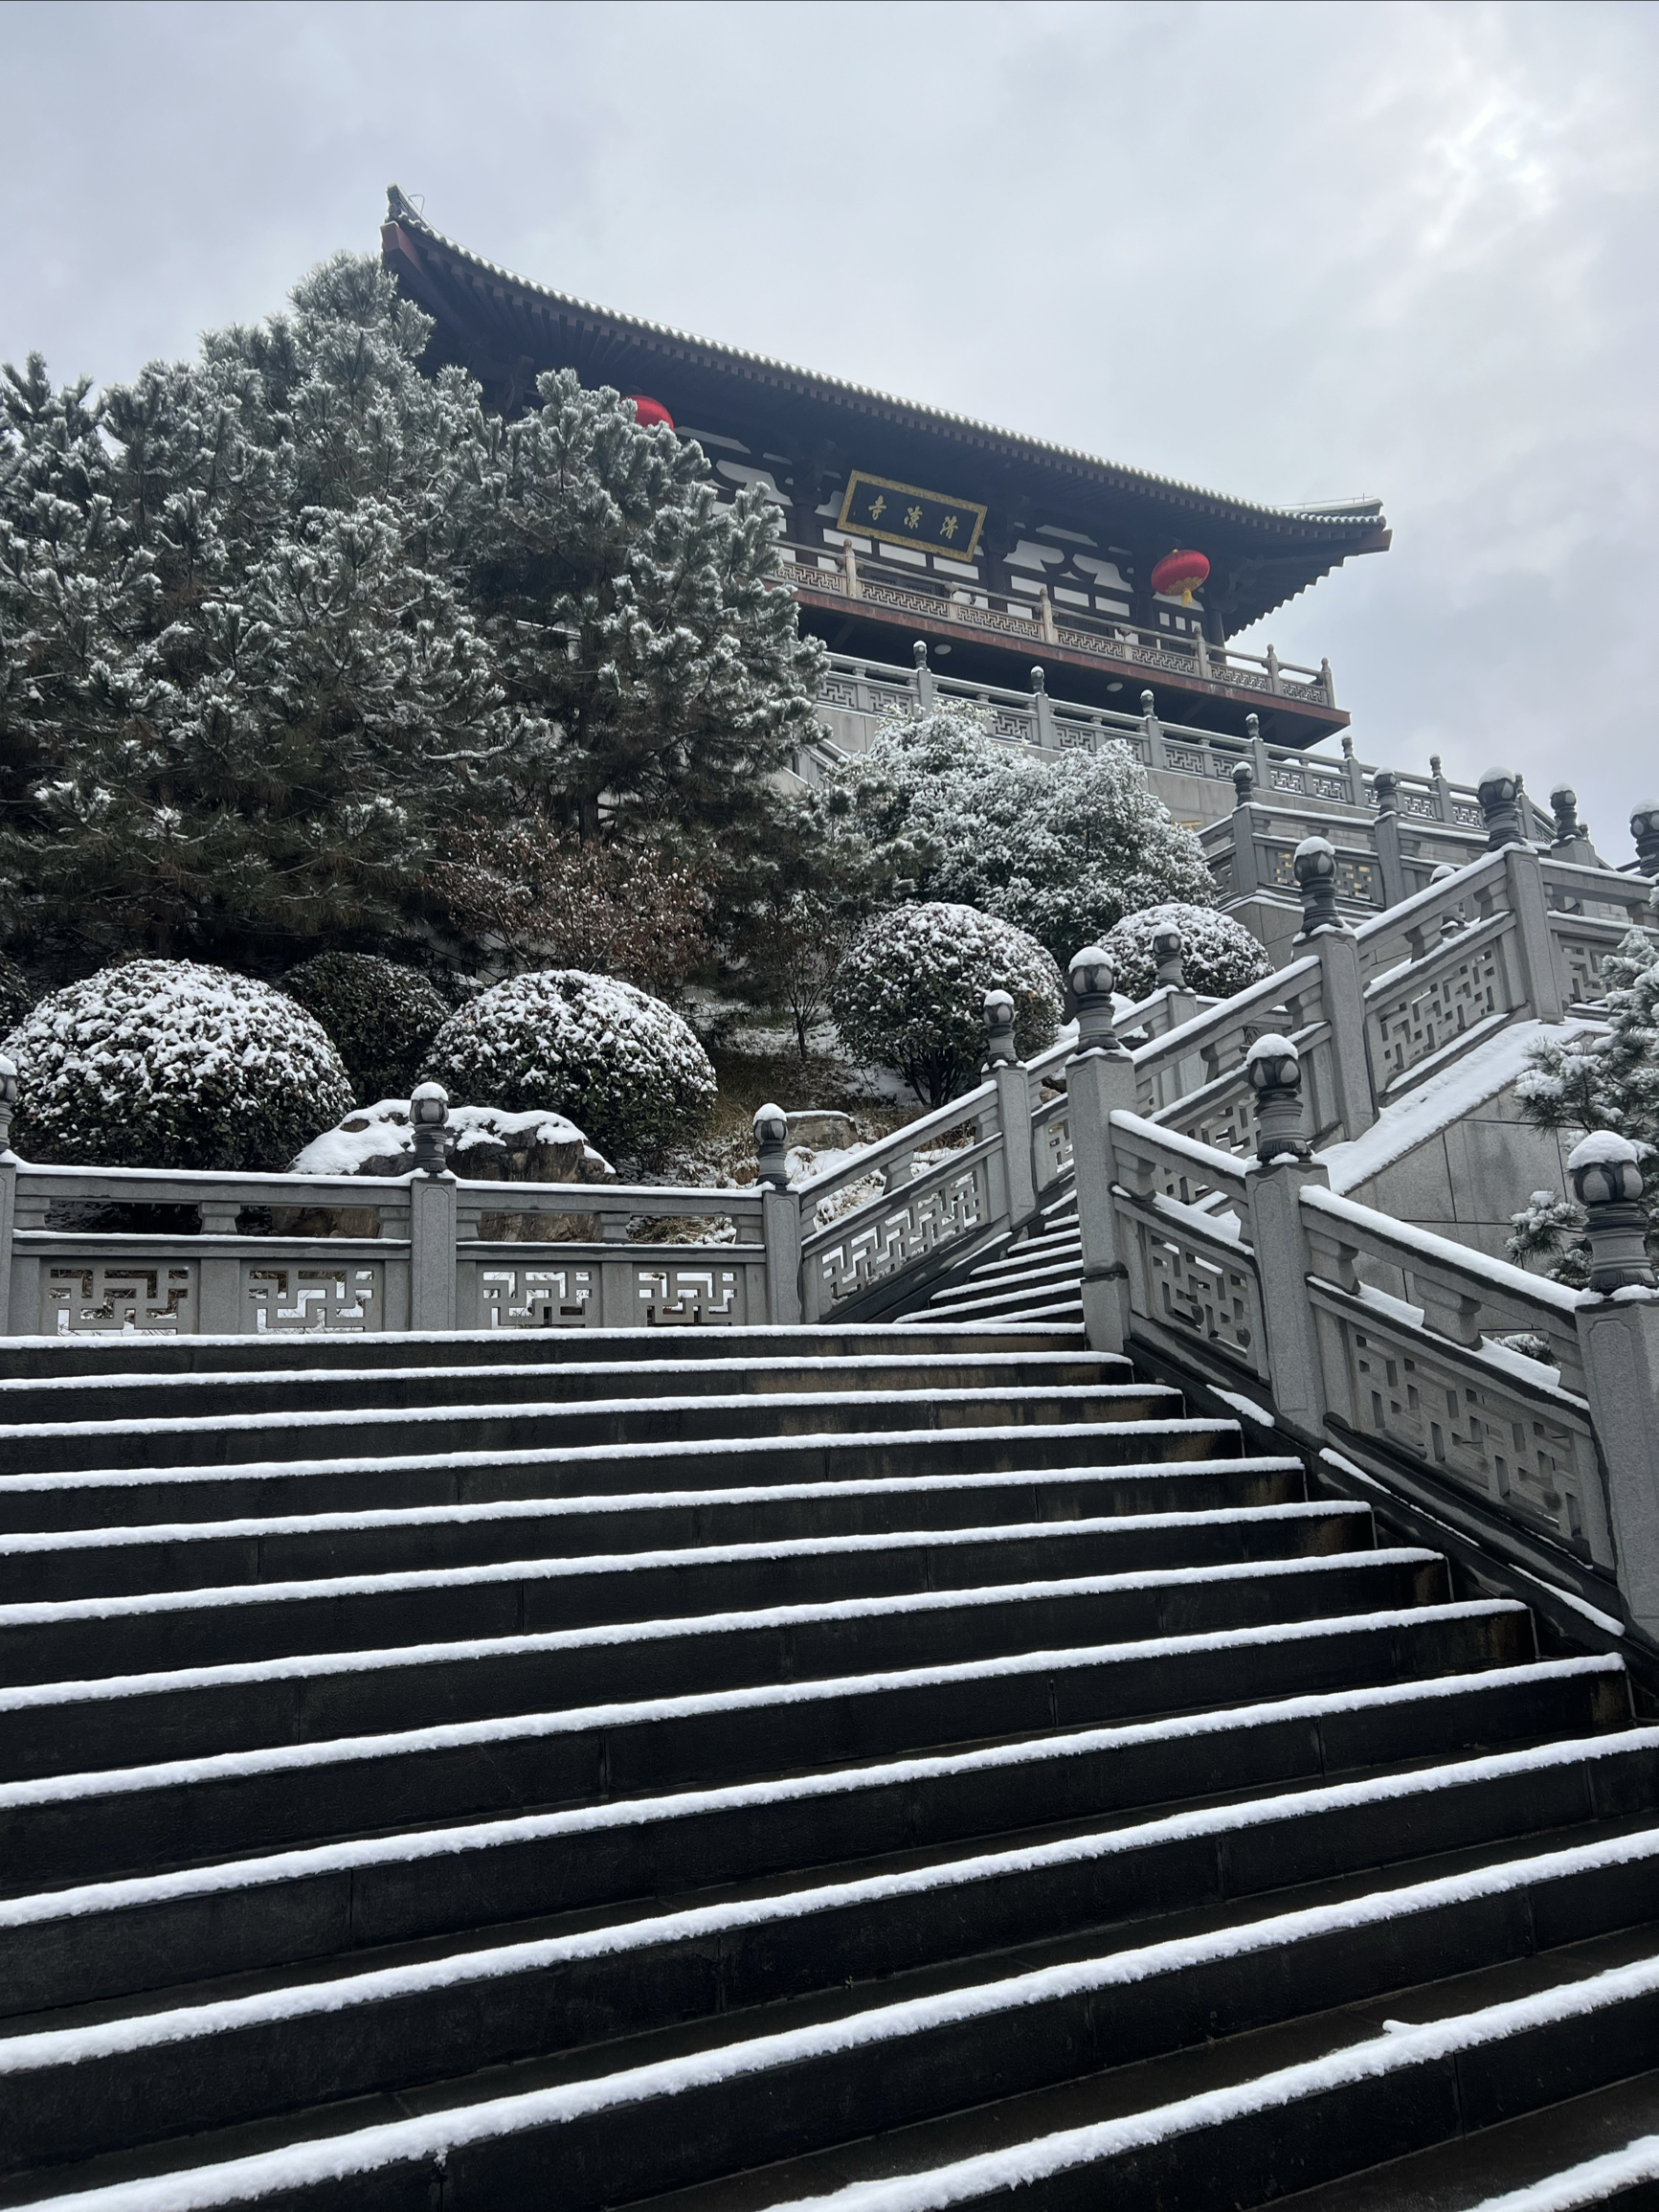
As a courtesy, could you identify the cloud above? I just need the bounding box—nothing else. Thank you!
[3,0,1654,842]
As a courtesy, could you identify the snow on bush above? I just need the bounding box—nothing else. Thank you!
[426,969,716,1166]
[282,954,452,1107]
[1101,902,1270,1002]
[831,901,1064,1106]
[3,959,353,1169]
[0,954,34,1036]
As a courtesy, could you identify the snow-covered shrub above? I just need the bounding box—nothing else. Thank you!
[1101,902,1270,1003]
[426,969,716,1165]
[3,959,352,1169]
[831,902,1063,1106]
[818,702,1216,964]
[282,953,451,1106]
[0,954,34,1035]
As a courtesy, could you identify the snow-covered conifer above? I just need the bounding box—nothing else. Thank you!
[818,701,1216,966]
[282,952,451,1106]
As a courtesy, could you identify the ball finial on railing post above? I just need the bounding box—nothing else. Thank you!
[1551,785,1582,846]
[1568,1134,1656,1293]
[1373,768,1400,815]
[408,1081,450,1174]
[753,1102,791,1191]
[1293,834,1340,935]
[982,988,1019,1069]
[1232,759,1255,809]
[1068,945,1126,1056]
[1153,924,1185,991]
[1478,765,1525,851]
[1631,802,1659,878]
[1247,1035,1310,1165]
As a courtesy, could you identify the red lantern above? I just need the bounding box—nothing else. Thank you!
[627,395,674,430]
[1150,548,1210,607]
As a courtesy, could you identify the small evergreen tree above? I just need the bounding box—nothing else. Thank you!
[818,701,1216,967]
[283,952,451,1105]
[1507,925,1659,1285]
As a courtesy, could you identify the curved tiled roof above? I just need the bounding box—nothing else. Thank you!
[383,187,1385,551]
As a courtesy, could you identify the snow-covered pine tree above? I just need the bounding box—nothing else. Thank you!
[1507,923,1659,1286]
[818,700,1217,966]
[463,370,825,862]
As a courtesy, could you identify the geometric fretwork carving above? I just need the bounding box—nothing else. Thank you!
[815,1158,988,1309]
[245,1264,382,1332]
[44,1262,197,1336]
[480,1266,597,1328]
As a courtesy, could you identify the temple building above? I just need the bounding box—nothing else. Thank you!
[381,187,1388,753]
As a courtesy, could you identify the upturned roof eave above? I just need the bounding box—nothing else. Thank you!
[381,189,1386,553]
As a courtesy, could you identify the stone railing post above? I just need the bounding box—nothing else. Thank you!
[1632,802,1659,878]
[912,640,935,711]
[1478,765,1527,851]
[1342,734,1367,808]
[408,1081,457,1332]
[1153,924,1184,991]
[1065,946,1138,1354]
[1246,711,1272,789]
[1293,836,1376,1139]
[1503,841,1566,1022]
[1569,1136,1659,1637]
[0,1055,15,1335]
[1429,755,1454,825]
[1371,769,1408,909]
[1141,688,1166,771]
[1243,1038,1330,1431]
[1030,666,1055,751]
[754,1103,803,1325]
[1229,762,1261,898]
[983,991,1037,1229]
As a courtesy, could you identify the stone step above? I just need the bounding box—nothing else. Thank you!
[928,1279,1085,1322]
[930,1258,1085,1307]
[0,1469,1325,1603]
[0,1321,1083,1382]
[16,1836,1659,2206]
[0,1601,1539,1894]
[0,1380,1177,1479]
[0,1548,1450,1747]
[0,1414,1244,1532]
[0,1348,1120,1430]
[0,1512,1390,1684]
[5,1677,1637,2021]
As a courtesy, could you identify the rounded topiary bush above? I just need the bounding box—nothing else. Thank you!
[283,953,451,1106]
[426,970,715,1166]
[831,901,1064,1106]
[3,959,354,1169]
[1101,902,1270,1003]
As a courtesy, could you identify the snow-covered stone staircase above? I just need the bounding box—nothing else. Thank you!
[917,1190,1084,1330]
[3,1322,1659,2208]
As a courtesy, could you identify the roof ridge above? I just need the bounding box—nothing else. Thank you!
[381,188,1385,539]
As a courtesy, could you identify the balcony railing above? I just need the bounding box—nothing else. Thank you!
[778,542,1336,708]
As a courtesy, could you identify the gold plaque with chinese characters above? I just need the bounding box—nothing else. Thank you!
[836,472,988,561]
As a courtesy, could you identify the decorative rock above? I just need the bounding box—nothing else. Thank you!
[753,1102,791,1191]
[1067,945,1126,1056]
[1247,1033,1310,1165]
[1293,835,1341,936]
[1478,766,1526,851]
[1568,1132,1656,1294]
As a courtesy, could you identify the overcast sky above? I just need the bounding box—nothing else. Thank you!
[3,0,1654,857]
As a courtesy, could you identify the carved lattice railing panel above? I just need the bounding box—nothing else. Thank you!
[1362,914,1517,1094]
[804,1143,996,1318]
[43,1261,199,1337]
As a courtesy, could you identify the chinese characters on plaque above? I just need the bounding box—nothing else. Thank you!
[836,472,988,561]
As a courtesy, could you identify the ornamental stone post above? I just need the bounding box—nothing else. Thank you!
[983,992,1037,1230]
[753,1104,803,1324]
[1030,667,1056,751]
[1065,946,1137,1355]
[1140,688,1166,771]
[0,1054,15,1335]
[1341,734,1367,808]
[1479,765,1527,851]
[1632,802,1659,878]
[1153,926,1185,992]
[1430,861,1465,941]
[1246,711,1272,790]
[1371,770,1408,909]
[408,1082,457,1333]
[1293,837,1376,1140]
[1570,1135,1659,1638]
[912,640,935,711]
[1244,1036,1331,1431]
[1229,762,1261,899]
